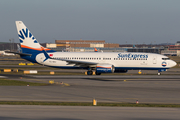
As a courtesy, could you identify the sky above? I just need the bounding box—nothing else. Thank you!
[1,0,180,44]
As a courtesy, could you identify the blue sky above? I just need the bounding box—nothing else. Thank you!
[1,0,180,44]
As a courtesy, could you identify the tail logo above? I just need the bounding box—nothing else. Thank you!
[18,28,38,43]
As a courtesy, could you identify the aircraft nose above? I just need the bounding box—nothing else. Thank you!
[171,60,177,67]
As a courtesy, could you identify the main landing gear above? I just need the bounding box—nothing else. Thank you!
[86,70,101,75]
[95,72,101,75]
[87,70,93,75]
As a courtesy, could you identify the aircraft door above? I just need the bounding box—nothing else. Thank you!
[153,56,157,64]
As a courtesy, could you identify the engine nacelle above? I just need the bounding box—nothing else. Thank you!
[96,64,115,73]
[114,69,128,73]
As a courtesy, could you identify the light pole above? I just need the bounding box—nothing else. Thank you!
[9,39,11,51]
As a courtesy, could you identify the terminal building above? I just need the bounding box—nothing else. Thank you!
[47,39,120,52]
[161,41,180,56]
[127,48,163,54]
[1,40,180,56]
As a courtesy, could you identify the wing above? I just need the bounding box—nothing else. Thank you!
[4,51,31,56]
[56,58,98,66]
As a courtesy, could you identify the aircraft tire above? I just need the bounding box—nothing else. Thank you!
[87,71,93,75]
[95,72,101,75]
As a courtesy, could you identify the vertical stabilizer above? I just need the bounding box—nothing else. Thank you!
[94,48,98,52]
[15,21,55,53]
[15,21,42,52]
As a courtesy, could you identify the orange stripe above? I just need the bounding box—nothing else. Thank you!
[96,66,111,68]
[21,45,51,51]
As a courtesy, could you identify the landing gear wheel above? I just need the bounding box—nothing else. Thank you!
[95,72,101,75]
[158,73,161,76]
[87,71,93,75]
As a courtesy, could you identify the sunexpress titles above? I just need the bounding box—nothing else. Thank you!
[117,53,148,59]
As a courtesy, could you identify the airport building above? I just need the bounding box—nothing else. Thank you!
[119,44,166,54]
[55,40,119,48]
[160,41,180,56]
[67,47,126,52]
[127,48,163,54]
[46,42,180,55]
[46,39,120,52]
[1,40,180,55]
[161,50,177,56]
[0,43,18,51]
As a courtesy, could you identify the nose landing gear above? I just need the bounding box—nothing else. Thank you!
[158,72,161,76]
[158,69,167,76]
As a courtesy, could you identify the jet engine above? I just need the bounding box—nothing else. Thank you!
[96,64,115,73]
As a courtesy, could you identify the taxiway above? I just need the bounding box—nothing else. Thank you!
[0,74,180,104]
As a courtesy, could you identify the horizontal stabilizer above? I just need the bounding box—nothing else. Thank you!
[4,51,31,56]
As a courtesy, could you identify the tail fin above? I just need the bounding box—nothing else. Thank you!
[94,48,98,52]
[15,21,55,54]
[133,45,136,48]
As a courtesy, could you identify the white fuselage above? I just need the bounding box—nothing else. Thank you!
[35,52,176,70]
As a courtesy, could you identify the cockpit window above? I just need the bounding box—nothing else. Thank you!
[162,58,170,60]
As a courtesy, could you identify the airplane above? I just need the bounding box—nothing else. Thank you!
[13,21,177,75]
[2,50,15,56]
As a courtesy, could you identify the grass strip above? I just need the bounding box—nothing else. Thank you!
[0,101,180,107]
[0,79,48,86]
